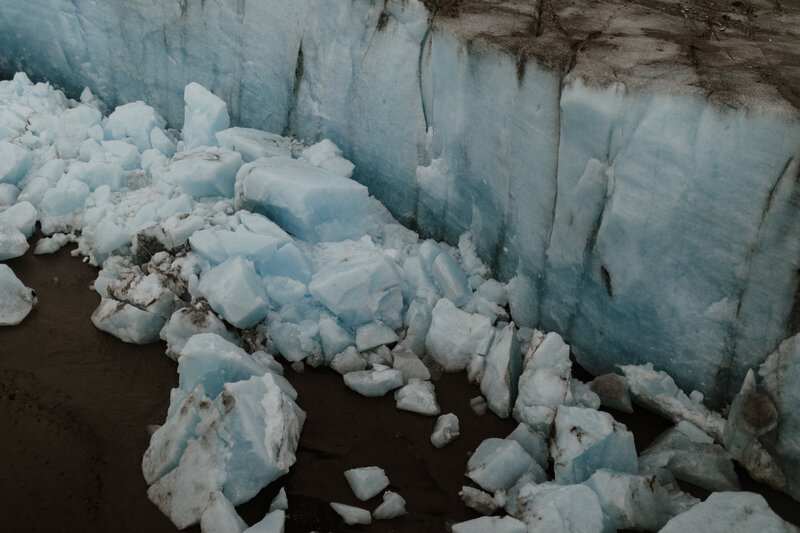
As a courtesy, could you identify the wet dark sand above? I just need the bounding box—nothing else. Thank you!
[2,241,799,532]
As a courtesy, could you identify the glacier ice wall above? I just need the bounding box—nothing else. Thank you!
[2,0,800,405]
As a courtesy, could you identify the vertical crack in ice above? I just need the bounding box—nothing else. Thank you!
[282,43,304,138]
[721,155,795,399]
[418,0,438,132]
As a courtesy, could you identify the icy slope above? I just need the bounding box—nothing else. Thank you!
[1,0,799,407]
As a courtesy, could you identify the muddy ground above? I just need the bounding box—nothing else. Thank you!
[1,241,798,532]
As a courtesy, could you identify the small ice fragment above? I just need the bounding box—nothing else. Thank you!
[431,413,460,448]
[470,395,488,416]
[394,379,440,416]
[391,344,430,383]
[330,346,368,375]
[160,301,232,361]
[459,486,503,515]
[343,466,389,501]
[216,127,292,162]
[299,138,355,178]
[269,488,288,512]
[330,502,371,525]
[372,491,406,520]
[34,232,71,254]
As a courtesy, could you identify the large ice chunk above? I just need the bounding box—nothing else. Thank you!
[160,148,243,198]
[659,492,797,533]
[508,483,604,533]
[0,141,31,184]
[425,298,495,372]
[583,469,669,533]
[343,364,403,397]
[0,264,36,325]
[197,256,268,328]
[552,405,637,484]
[309,255,403,329]
[239,156,369,242]
[105,101,166,152]
[638,424,739,492]
[182,82,230,149]
[467,438,545,492]
[216,127,292,162]
[513,332,572,433]
[344,466,390,501]
[620,363,725,441]
[480,323,522,418]
[91,297,166,344]
[177,333,266,398]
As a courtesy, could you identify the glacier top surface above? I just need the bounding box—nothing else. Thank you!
[429,0,800,112]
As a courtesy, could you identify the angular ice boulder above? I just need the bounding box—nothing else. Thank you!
[513,332,572,433]
[638,424,739,492]
[583,469,669,533]
[0,141,31,184]
[160,301,232,361]
[659,492,796,533]
[394,379,440,416]
[216,127,292,162]
[480,322,522,418]
[0,200,37,237]
[160,147,242,198]
[620,363,725,441]
[0,264,36,325]
[467,438,545,492]
[39,178,90,217]
[221,372,305,504]
[505,423,548,468]
[183,82,230,150]
[269,488,288,512]
[197,256,268,328]
[344,466,390,501]
[343,364,403,397]
[451,516,526,533]
[391,344,431,383]
[239,156,369,242]
[300,139,355,178]
[373,490,406,520]
[417,240,471,307]
[62,161,126,191]
[355,321,399,352]
[0,227,28,260]
[91,297,165,344]
[723,369,784,490]
[509,483,604,533]
[330,503,371,526]
[310,255,403,329]
[552,405,637,484]
[177,333,266,398]
[425,298,495,372]
[431,413,460,448]
[330,346,368,375]
[105,101,166,153]
[188,227,282,268]
[758,334,800,501]
[317,315,356,362]
[90,140,140,170]
[588,373,633,413]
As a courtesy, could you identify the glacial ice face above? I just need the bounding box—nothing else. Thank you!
[2,0,799,409]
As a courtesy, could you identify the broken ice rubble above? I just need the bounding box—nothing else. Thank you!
[2,73,797,531]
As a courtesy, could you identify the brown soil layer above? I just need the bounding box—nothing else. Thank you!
[2,240,799,531]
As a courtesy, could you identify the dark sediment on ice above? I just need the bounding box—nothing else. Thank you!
[2,240,799,531]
